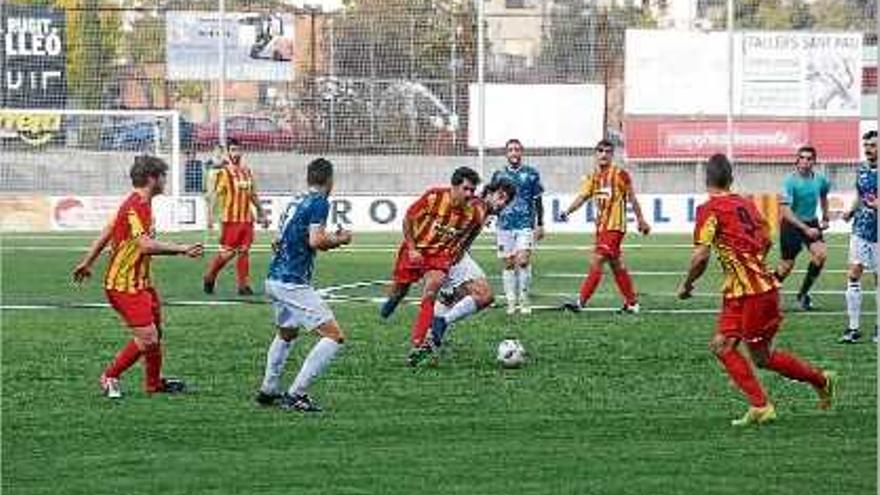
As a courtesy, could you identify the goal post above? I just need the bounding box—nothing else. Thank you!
[0,108,190,232]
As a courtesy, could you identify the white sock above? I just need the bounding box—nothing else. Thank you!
[434,301,450,319]
[261,335,294,394]
[517,265,532,300]
[290,338,340,397]
[444,295,479,325]
[846,280,862,331]
[503,269,517,306]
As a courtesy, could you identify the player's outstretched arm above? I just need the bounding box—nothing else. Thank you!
[137,236,204,258]
[72,223,113,284]
[559,194,587,222]
[309,224,352,252]
[627,184,651,235]
[678,244,711,299]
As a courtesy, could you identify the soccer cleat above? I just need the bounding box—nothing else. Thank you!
[100,374,122,399]
[838,328,862,344]
[280,393,322,412]
[619,302,641,315]
[816,370,838,410]
[155,377,187,394]
[203,279,215,295]
[255,390,283,406]
[561,299,583,313]
[796,293,814,311]
[731,403,777,426]
[237,286,254,296]
[519,295,532,315]
[406,345,433,367]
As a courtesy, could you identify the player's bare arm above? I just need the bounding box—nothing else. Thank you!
[534,196,545,240]
[251,191,269,228]
[136,236,204,258]
[401,215,423,263]
[559,193,588,221]
[72,222,114,283]
[780,204,819,240]
[678,244,711,299]
[627,184,651,235]
[309,224,352,251]
[819,194,830,230]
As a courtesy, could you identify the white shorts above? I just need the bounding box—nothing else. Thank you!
[848,235,878,271]
[496,229,534,258]
[264,279,335,331]
[440,253,485,292]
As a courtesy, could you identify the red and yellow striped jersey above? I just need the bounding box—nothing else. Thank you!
[214,162,256,223]
[694,192,779,299]
[104,192,154,293]
[406,187,487,257]
[578,165,631,233]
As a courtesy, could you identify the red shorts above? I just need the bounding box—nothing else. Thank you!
[595,230,625,259]
[717,289,782,343]
[220,222,254,250]
[106,287,161,328]
[392,244,452,285]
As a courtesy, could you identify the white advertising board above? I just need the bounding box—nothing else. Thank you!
[468,84,605,148]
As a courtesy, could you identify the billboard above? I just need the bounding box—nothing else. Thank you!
[625,30,862,118]
[166,11,295,81]
[1,4,67,108]
[624,118,860,161]
[468,84,605,148]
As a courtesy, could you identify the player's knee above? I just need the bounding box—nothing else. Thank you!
[317,321,345,343]
[504,258,516,270]
[473,284,494,307]
[813,251,827,266]
[133,325,159,347]
[708,335,732,356]
[278,327,299,341]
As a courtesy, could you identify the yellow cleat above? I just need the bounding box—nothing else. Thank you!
[731,404,777,426]
[817,370,838,410]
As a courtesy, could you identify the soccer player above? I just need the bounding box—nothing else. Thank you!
[203,139,269,296]
[72,156,204,399]
[559,139,650,313]
[428,178,518,351]
[840,130,879,344]
[379,167,487,365]
[774,145,831,311]
[491,138,545,315]
[678,153,835,426]
[255,158,352,412]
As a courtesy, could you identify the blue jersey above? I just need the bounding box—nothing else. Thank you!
[267,190,330,285]
[781,172,830,222]
[852,162,878,243]
[492,164,544,230]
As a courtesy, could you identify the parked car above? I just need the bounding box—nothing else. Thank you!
[194,115,297,150]
[99,116,194,151]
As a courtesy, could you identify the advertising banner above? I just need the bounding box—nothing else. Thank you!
[625,30,862,118]
[166,11,295,81]
[1,4,66,108]
[624,118,860,161]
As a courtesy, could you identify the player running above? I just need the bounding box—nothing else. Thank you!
[203,139,269,296]
[491,138,545,315]
[559,139,650,313]
[378,167,487,365]
[255,158,352,412]
[72,156,204,399]
[678,153,835,426]
[774,145,831,310]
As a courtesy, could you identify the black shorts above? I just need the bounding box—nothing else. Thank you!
[779,219,823,261]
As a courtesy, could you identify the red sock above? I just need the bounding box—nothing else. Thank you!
[143,343,163,392]
[103,339,141,378]
[205,253,229,283]
[410,298,435,347]
[717,348,767,407]
[765,350,825,388]
[578,268,603,305]
[612,267,637,306]
[236,251,250,288]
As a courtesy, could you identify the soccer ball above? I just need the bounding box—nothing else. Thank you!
[496,339,526,368]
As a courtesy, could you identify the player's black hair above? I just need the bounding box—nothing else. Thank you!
[451,166,481,187]
[483,176,517,203]
[130,155,168,187]
[595,139,614,151]
[505,138,522,149]
[862,130,877,141]
[705,153,733,190]
[307,158,334,186]
[796,145,817,160]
